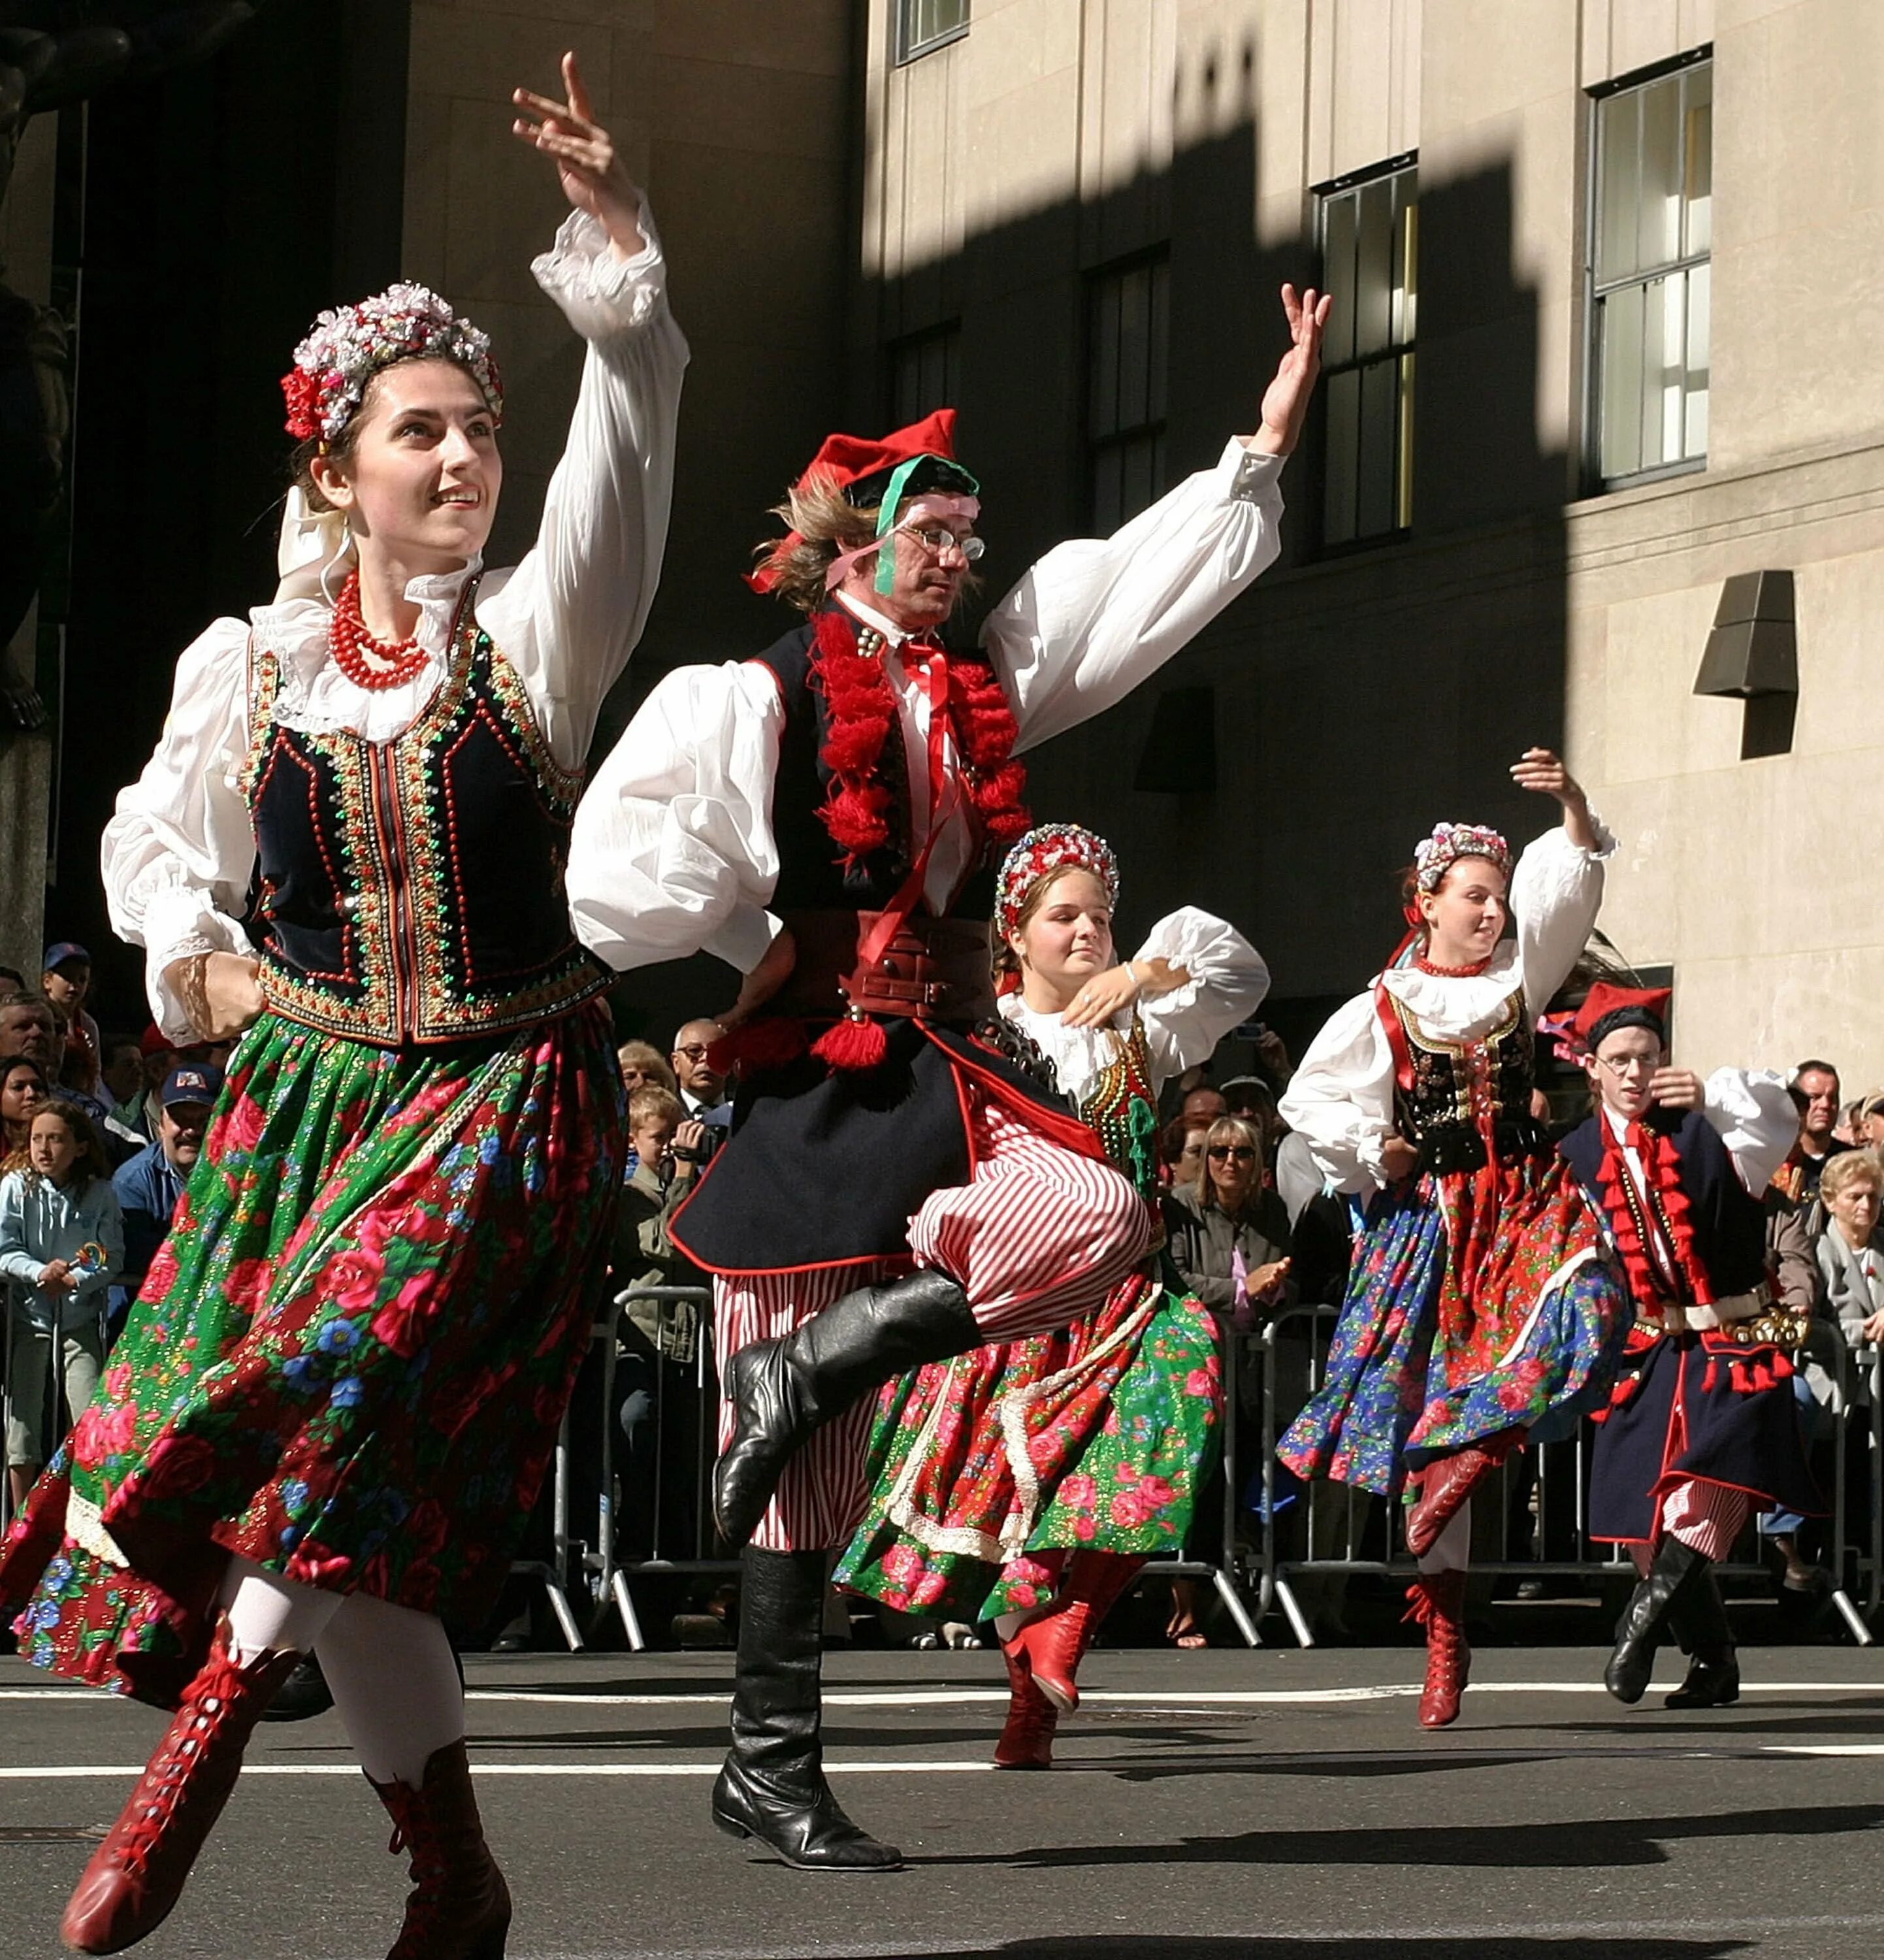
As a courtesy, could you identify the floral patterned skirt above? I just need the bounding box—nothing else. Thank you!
[0,1002,623,1707]
[1276,1157,1630,1499]
[834,1266,1221,1624]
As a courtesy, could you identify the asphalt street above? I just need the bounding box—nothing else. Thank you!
[5,1642,1884,1960]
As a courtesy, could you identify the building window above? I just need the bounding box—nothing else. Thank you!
[887,323,961,427]
[1590,53,1712,485]
[1317,157,1416,549]
[896,0,969,64]
[1086,252,1169,533]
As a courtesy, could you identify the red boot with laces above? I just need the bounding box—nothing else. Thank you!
[60,1625,300,1954]
[1004,1551,1145,1713]
[1405,1571,1470,1729]
[992,1648,1058,1769]
[369,1738,512,1960]
[1403,1429,1522,1558]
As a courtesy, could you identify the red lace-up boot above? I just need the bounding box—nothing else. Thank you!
[1003,1552,1145,1713]
[61,1627,300,1954]
[369,1739,512,1959]
[992,1648,1058,1769]
[1403,1429,1522,1558]
[1405,1571,1470,1729]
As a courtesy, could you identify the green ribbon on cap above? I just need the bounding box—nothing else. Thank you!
[872,455,928,596]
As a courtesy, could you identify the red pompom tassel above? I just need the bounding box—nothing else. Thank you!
[811,1013,890,1073]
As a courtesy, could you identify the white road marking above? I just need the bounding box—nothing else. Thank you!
[3,1678,1881,1707]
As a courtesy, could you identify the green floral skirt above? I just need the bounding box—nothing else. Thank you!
[835,1266,1222,1623]
[0,1001,623,1707]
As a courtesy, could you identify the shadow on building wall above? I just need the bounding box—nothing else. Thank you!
[815,33,1574,1067]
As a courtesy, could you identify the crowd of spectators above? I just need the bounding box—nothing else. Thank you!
[9,945,1884,1658]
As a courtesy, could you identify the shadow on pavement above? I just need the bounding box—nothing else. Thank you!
[904,1801,1884,1870]
[807,1940,1747,1959]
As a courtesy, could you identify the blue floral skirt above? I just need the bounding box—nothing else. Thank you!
[1276,1164,1630,1498]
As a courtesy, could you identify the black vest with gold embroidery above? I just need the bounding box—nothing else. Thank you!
[1385,986,1545,1174]
[241,594,608,1047]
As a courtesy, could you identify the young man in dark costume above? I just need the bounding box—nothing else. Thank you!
[1560,983,1817,1708]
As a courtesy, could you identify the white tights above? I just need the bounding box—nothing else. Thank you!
[219,1556,464,1786]
[1416,1499,1472,1575]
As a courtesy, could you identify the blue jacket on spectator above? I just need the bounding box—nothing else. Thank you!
[112,1138,187,1301]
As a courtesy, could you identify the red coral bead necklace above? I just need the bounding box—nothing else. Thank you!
[330,570,431,692]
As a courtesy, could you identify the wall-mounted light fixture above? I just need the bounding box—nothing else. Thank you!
[1693,569,1797,759]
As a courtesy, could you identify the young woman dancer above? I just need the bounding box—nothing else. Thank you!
[0,54,685,1957]
[836,823,1267,1767]
[1277,751,1631,1729]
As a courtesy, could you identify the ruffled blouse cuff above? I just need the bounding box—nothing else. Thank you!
[531,200,669,348]
[1217,440,1284,504]
[140,885,254,1041]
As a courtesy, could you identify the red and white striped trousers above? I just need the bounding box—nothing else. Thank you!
[1656,1478,1749,1562]
[713,1092,1150,1550]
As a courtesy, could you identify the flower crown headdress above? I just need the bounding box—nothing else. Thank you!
[996,823,1120,941]
[281,284,503,446]
[1412,821,1512,894]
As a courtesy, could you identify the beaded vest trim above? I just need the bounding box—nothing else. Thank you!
[239,589,609,1046]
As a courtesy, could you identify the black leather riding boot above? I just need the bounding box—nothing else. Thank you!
[1605,1536,1706,1705]
[1663,1559,1740,1709]
[714,1269,978,1548]
[710,1548,903,1872]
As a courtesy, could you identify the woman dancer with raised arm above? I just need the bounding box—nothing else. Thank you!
[836,823,1268,1768]
[1277,751,1630,1729]
[0,54,685,1958]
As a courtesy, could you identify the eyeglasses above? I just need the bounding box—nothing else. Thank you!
[1595,1054,1657,1076]
[672,1045,712,1062]
[1207,1146,1258,1163]
[896,522,985,563]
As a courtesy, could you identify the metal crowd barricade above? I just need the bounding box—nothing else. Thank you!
[1254,1299,1877,1650]
[1141,1323,1263,1647]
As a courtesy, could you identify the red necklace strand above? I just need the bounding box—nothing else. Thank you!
[1414,951,1493,977]
[329,571,431,693]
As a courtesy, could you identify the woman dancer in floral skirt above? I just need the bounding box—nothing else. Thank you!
[0,54,685,1957]
[836,823,1267,1767]
[1277,751,1631,1729]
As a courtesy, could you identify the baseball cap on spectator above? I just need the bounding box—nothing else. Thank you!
[161,1062,222,1111]
[42,941,90,971]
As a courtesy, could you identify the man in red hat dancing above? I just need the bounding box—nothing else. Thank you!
[570,286,1327,1870]
[1559,983,1819,1709]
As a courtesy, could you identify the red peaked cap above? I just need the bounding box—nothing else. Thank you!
[745,408,978,593]
[1573,981,1672,1053]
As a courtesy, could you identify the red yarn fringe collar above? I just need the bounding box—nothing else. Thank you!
[809,608,1030,873]
[1597,1119,1715,1313]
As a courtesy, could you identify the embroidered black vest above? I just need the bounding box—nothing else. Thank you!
[1559,1106,1770,1301]
[1385,985,1545,1174]
[240,593,609,1047]
[749,611,1003,921]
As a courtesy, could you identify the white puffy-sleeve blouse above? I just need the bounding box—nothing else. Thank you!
[103,203,688,1039]
[568,444,1285,977]
[1277,817,1616,1196]
[997,907,1269,1107]
[1608,1068,1797,1196]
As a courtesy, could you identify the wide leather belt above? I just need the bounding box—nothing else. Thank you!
[778,908,996,1027]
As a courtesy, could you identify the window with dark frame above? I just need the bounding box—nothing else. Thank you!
[1589,52,1712,486]
[886,322,961,427]
[1316,157,1416,549]
[1086,252,1170,534]
[896,0,969,65]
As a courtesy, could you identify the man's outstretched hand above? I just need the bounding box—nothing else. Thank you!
[1248,284,1333,459]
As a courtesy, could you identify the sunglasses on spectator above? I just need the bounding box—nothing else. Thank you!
[1208,1145,1257,1162]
